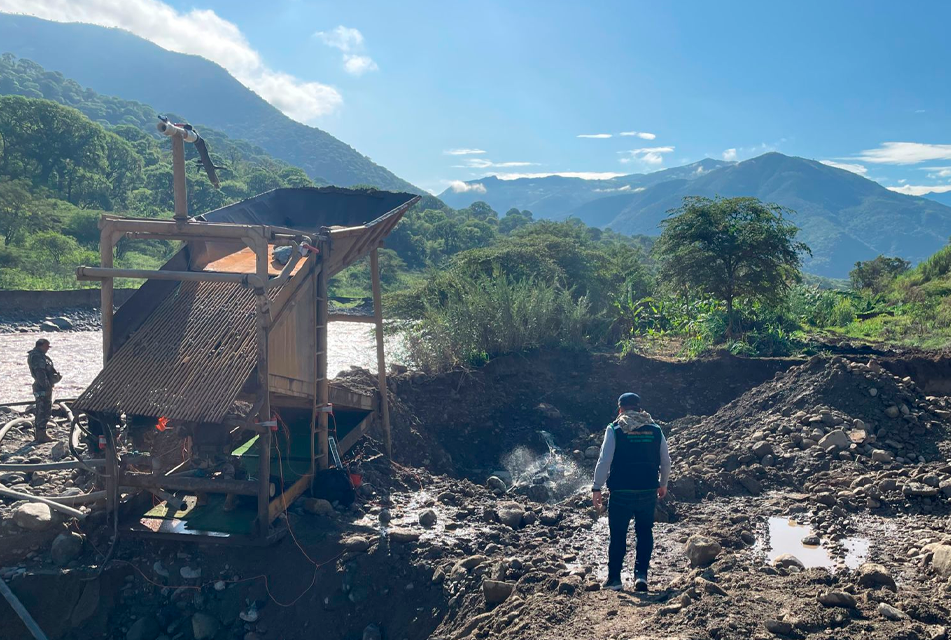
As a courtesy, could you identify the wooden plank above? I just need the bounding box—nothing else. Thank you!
[100,227,114,362]
[338,414,373,455]
[268,473,313,523]
[371,248,393,459]
[316,237,330,471]
[328,313,375,324]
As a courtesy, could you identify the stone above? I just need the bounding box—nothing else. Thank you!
[486,476,507,494]
[191,613,220,640]
[684,535,721,567]
[342,535,371,552]
[801,535,820,546]
[941,479,951,498]
[878,603,906,620]
[539,510,560,526]
[584,446,601,460]
[818,590,857,608]
[48,316,74,330]
[903,482,939,498]
[497,502,525,529]
[180,566,201,580]
[51,531,84,566]
[764,619,793,636]
[362,624,382,640]
[536,403,562,420]
[483,579,515,605]
[751,441,773,458]
[932,544,951,577]
[39,321,60,332]
[856,562,896,590]
[458,555,488,570]
[303,498,335,516]
[885,406,901,418]
[738,474,761,495]
[13,503,53,531]
[389,528,421,544]
[871,449,894,463]
[418,509,438,528]
[526,484,550,503]
[818,429,850,450]
[869,387,878,397]
[50,441,68,461]
[126,616,161,640]
[773,554,805,570]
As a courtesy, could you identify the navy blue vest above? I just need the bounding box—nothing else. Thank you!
[607,422,663,491]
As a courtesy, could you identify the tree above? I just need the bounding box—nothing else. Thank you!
[656,196,810,334]
[849,255,910,294]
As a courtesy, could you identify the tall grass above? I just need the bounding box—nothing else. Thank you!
[905,244,951,286]
[400,272,590,371]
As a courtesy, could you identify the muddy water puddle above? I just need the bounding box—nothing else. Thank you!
[758,516,869,570]
[0,324,406,404]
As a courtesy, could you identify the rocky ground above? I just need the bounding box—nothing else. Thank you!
[0,308,102,334]
[0,351,949,639]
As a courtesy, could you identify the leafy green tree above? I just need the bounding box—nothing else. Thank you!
[849,255,910,293]
[656,196,810,334]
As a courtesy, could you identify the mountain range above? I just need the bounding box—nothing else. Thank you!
[0,13,421,194]
[440,154,951,277]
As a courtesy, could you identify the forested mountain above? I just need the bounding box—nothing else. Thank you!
[438,159,730,217]
[571,153,951,277]
[0,14,420,194]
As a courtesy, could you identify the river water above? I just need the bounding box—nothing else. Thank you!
[0,323,404,404]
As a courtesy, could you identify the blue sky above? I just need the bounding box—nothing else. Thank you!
[5,1,951,196]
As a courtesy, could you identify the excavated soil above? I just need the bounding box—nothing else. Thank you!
[1,350,950,640]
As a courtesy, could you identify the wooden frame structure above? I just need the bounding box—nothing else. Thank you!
[74,185,418,543]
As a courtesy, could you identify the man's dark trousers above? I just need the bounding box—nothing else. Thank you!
[607,489,656,580]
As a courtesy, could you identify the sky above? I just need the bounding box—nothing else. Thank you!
[2,0,951,197]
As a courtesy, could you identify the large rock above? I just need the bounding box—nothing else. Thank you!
[764,619,793,636]
[497,502,525,529]
[418,509,438,528]
[584,446,601,460]
[878,603,906,620]
[39,321,60,332]
[48,316,74,330]
[483,579,515,605]
[126,616,161,640]
[856,562,896,590]
[684,535,721,567]
[51,531,84,566]
[389,528,421,544]
[818,429,850,450]
[14,503,53,531]
[303,498,335,516]
[818,590,857,608]
[486,476,507,494]
[191,613,220,640]
[751,441,773,458]
[871,449,894,463]
[903,482,940,498]
[932,544,951,578]
[773,554,805,570]
[342,535,371,552]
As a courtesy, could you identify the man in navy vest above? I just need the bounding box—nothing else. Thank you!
[592,392,670,591]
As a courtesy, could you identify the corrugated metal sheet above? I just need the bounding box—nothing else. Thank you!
[75,280,277,422]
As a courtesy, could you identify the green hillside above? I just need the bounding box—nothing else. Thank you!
[0,14,420,194]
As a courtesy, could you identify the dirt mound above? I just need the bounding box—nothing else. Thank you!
[668,355,951,507]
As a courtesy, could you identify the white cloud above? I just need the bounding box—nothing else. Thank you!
[888,184,951,196]
[594,185,632,193]
[2,0,342,122]
[444,148,486,156]
[448,180,487,194]
[343,55,378,76]
[633,187,646,192]
[316,25,378,76]
[316,26,364,52]
[921,166,951,179]
[620,131,656,140]
[820,160,868,176]
[577,133,613,139]
[855,142,951,165]
[492,171,626,181]
[618,146,675,166]
[722,148,738,161]
[458,158,537,169]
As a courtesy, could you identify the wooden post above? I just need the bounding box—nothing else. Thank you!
[370,248,392,459]
[252,231,272,538]
[99,228,114,363]
[171,133,188,221]
[316,237,330,470]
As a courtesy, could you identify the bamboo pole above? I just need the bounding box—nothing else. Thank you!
[252,231,272,538]
[171,133,188,221]
[100,228,114,363]
[316,238,330,471]
[370,248,392,459]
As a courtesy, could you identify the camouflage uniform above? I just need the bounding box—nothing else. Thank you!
[27,347,60,440]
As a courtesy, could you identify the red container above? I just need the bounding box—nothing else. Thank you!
[349,473,362,488]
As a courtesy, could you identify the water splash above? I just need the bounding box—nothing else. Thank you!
[502,430,586,503]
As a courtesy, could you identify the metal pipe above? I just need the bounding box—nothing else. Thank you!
[0,460,105,471]
[0,578,49,640]
[119,473,259,496]
[76,266,265,288]
[0,484,87,519]
[171,134,188,221]
[156,120,198,143]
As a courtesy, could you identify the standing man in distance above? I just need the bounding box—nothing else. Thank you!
[592,392,670,592]
[27,338,61,444]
